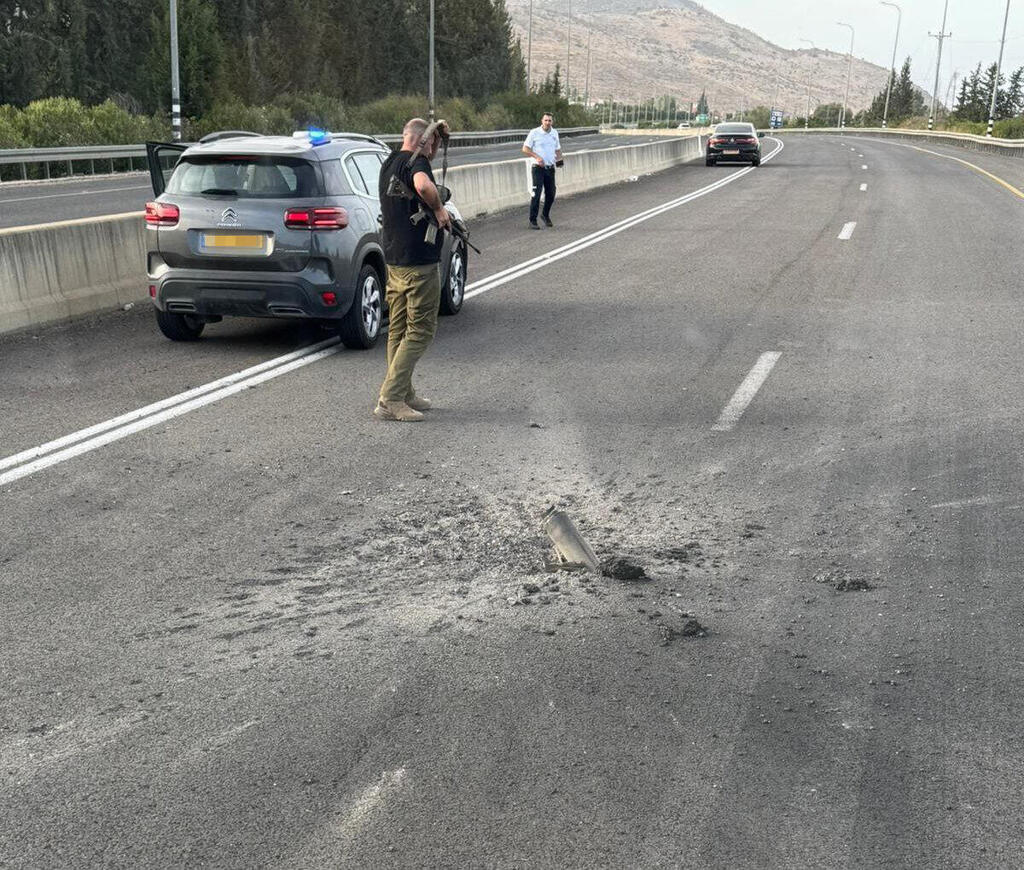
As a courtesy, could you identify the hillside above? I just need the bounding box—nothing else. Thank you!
[508,0,904,116]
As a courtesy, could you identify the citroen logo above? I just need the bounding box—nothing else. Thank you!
[219,207,239,225]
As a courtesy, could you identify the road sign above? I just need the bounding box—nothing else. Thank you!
[770,109,784,129]
[695,113,710,126]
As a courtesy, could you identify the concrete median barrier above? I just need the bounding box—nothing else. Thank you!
[0,135,702,334]
[0,213,145,334]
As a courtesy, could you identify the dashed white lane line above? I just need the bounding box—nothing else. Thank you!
[838,221,857,240]
[862,164,868,170]
[711,352,783,432]
[860,183,868,191]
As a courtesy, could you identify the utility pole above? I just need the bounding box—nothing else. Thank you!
[428,0,436,120]
[566,0,571,100]
[169,0,181,141]
[928,0,951,130]
[799,38,815,129]
[837,22,855,129]
[584,2,593,107]
[526,0,533,92]
[946,70,959,115]
[987,0,1012,137]
[880,2,901,128]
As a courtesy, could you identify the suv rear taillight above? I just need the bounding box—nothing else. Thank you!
[145,202,179,226]
[285,207,348,230]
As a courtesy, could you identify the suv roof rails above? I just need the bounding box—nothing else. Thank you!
[329,132,392,148]
[198,130,264,144]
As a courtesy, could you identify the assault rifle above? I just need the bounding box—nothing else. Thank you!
[384,119,482,255]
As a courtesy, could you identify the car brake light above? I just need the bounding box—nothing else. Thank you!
[285,207,348,230]
[321,291,337,306]
[145,202,179,226]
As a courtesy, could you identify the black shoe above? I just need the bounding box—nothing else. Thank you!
[529,220,540,230]
[542,217,553,227]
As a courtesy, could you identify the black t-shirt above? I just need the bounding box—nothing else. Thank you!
[379,150,443,267]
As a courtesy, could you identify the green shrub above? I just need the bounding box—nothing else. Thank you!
[188,102,294,138]
[345,95,430,135]
[0,105,28,148]
[993,117,1024,139]
[19,97,96,146]
[272,92,347,132]
[88,100,162,145]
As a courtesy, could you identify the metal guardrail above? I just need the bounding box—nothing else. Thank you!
[0,127,600,183]
[769,126,1024,158]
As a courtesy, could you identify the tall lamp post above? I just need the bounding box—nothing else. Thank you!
[837,22,855,130]
[986,0,1012,137]
[566,0,571,100]
[880,2,901,128]
[799,38,815,129]
[169,0,181,141]
[526,0,533,92]
[928,0,951,130]
[428,0,436,120]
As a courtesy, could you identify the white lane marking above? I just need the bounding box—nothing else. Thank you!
[0,335,342,473]
[1,139,785,486]
[467,137,784,298]
[0,184,150,205]
[860,183,868,191]
[712,352,782,432]
[858,154,864,157]
[0,344,341,486]
[861,164,868,170]
[838,221,857,240]
[850,148,856,151]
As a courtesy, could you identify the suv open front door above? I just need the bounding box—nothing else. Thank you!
[145,142,188,196]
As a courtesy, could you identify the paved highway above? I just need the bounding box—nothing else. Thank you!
[3,135,1024,867]
[0,133,673,230]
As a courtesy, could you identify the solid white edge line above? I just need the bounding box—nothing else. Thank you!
[711,352,783,432]
[2,138,785,486]
[0,345,343,487]
[838,221,857,240]
[0,335,341,472]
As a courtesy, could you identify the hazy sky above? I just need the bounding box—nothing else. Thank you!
[696,1,1022,96]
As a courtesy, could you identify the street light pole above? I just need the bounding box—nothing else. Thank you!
[799,38,815,129]
[428,0,436,120]
[526,0,533,92]
[987,0,1012,137]
[880,2,902,128]
[928,0,951,130]
[169,0,181,141]
[837,22,854,130]
[584,1,593,107]
[566,0,571,100]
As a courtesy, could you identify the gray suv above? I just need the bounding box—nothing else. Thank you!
[145,130,468,348]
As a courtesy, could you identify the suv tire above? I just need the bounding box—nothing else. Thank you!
[338,263,383,350]
[439,242,467,316]
[156,309,205,341]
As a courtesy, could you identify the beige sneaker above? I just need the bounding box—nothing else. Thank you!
[406,394,432,412]
[373,399,424,422]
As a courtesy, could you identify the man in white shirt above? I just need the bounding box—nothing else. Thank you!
[522,113,563,229]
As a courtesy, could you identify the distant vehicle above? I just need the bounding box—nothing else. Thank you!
[705,122,762,167]
[144,130,469,347]
[677,122,692,128]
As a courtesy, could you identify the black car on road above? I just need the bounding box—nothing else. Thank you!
[705,123,762,167]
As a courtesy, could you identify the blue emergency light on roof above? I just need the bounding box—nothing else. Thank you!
[308,127,329,146]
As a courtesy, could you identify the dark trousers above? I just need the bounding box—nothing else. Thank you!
[530,165,556,222]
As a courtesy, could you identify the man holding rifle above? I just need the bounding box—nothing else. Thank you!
[374,117,452,423]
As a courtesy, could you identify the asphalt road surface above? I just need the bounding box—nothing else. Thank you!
[3,135,1024,868]
[0,133,673,230]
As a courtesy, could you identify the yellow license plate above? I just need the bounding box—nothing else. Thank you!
[201,233,266,251]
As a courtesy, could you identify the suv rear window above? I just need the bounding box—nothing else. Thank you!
[166,156,322,198]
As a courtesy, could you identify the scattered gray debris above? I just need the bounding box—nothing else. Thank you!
[600,556,649,582]
[658,617,707,645]
[122,302,135,312]
[543,557,589,573]
[528,421,544,429]
[522,582,542,595]
[814,566,875,592]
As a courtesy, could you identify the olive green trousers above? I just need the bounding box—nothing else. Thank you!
[378,263,441,404]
